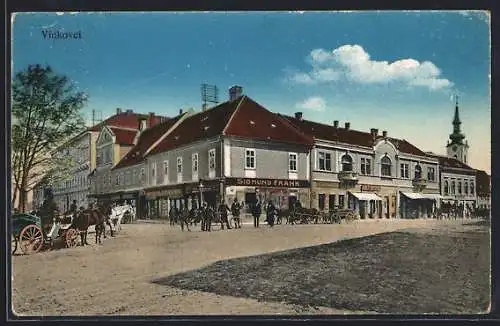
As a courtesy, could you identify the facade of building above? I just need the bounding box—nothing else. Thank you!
[427,154,477,217]
[281,114,441,219]
[142,90,314,218]
[89,87,314,219]
[475,169,491,211]
[89,111,166,208]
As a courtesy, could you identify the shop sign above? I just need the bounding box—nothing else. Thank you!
[226,177,310,188]
[360,184,381,192]
[145,188,183,199]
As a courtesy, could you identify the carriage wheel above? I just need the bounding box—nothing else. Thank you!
[12,234,18,255]
[19,225,44,254]
[65,228,80,248]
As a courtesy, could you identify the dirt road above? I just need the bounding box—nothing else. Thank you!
[11,219,477,316]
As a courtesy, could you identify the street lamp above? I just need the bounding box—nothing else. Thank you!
[199,180,205,206]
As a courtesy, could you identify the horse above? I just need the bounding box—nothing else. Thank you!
[73,205,113,246]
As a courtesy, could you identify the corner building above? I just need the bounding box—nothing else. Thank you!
[282,113,441,219]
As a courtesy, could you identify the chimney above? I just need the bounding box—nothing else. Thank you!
[295,112,303,121]
[126,109,133,114]
[333,120,339,128]
[229,85,243,101]
[345,122,350,130]
[370,128,379,138]
[382,130,388,138]
[148,112,155,127]
[179,109,183,115]
[139,119,147,131]
[116,108,122,115]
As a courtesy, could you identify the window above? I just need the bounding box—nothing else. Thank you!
[427,167,435,182]
[328,194,336,210]
[140,168,145,181]
[108,175,111,185]
[338,195,345,209]
[318,151,331,171]
[381,156,392,177]
[451,181,456,194]
[360,158,371,175]
[133,170,137,184]
[116,174,120,186]
[192,153,199,173]
[464,181,469,195]
[470,182,474,195]
[400,163,409,179]
[289,153,297,172]
[245,149,256,169]
[341,154,353,172]
[458,181,462,194]
[318,194,325,210]
[414,164,422,179]
[177,157,183,173]
[151,163,156,178]
[163,161,169,183]
[209,149,216,170]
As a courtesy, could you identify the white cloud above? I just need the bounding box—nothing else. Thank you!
[287,44,453,91]
[296,96,327,111]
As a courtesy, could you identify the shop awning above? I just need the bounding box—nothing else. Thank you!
[350,192,383,201]
[401,192,424,200]
[420,194,443,200]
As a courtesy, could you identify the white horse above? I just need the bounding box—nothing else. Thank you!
[109,204,135,232]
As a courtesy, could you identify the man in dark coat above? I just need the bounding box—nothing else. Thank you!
[218,201,232,230]
[231,198,242,229]
[266,200,276,227]
[252,199,262,228]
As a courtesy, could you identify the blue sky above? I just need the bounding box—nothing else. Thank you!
[12,11,490,173]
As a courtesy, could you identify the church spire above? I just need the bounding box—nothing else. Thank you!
[449,95,465,145]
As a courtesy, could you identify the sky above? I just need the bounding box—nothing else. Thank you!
[12,11,491,173]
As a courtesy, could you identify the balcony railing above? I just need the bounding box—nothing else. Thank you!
[412,177,427,189]
[338,170,359,182]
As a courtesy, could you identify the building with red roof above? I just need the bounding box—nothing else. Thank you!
[281,112,441,219]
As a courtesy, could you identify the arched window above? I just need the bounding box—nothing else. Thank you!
[381,156,392,177]
[458,181,462,194]
[454,154,458,159]
[341,154,353,172]
[464,181,469,195]
[444,181,449,195]
[451,181,456,194]
[470,182,474,195]
[414,164,422,179]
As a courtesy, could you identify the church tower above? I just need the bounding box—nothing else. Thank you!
[446,96,469,164]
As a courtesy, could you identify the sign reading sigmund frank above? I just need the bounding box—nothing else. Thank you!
[225,177,310,188]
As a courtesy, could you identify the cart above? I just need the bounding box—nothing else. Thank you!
[288,207,321,224]
[11,213,80,255]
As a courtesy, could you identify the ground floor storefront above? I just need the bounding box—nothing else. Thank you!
[89,190,141,219]
[440,197,477,218]
[224,177,310,212]
[311,181,441,219]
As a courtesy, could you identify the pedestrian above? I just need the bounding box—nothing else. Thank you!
[266,200,276,227]
[231,198,242,229]
[218,201,232,230]
[252,199,262,228]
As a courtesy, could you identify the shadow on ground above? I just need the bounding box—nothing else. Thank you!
[153,230,490,314]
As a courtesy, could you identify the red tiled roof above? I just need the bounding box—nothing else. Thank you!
[426,154,475,171]
[88,111,166,131]
[280,115,427,156]
[475,169,491,196]
[224,97,314,146]
[148,96,314,156]
[113,114,186,170]
[148,98,240,155]
[109,127,138,146]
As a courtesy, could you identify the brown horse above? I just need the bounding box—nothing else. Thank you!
[73,205,113,245]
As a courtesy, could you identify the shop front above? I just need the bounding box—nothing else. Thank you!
[400,192,441,218]
[224,177,310,211]
[348,192,383,219]
[144,186,184,220]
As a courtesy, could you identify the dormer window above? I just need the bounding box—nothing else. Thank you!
[250,120,255,125]
[271,123,276,128]
[203,126,209,131]
[140,119,147,130]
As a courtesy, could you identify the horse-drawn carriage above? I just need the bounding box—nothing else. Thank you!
[320,208,357,224]
[11,213,80,255]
